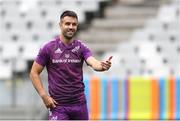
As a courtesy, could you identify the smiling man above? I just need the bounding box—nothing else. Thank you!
[29,10,112,120]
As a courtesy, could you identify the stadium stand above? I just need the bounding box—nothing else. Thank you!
[99,0,180,78]
[0,0,110,78]
[78,0,174,59]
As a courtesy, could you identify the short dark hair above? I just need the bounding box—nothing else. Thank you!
[60,10,78,20]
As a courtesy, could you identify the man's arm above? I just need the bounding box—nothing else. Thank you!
[29,61,57,108]
[86,56,112,71]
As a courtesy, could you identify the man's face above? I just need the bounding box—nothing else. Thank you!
[60,16,78,40]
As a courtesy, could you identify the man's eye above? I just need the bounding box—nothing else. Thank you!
[65,23,70,25]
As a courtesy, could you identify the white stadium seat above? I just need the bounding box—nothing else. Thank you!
[0,60,13,79]
[1,42,22,59]
[22,41,41,61]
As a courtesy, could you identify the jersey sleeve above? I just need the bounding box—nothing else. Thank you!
[80,42,92,60]
[35,43,49,67]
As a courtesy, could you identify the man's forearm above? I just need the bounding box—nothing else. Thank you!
[29,72,47,97]
[86,56,111,72]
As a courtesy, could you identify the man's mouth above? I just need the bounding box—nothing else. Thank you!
[67,31,74,34]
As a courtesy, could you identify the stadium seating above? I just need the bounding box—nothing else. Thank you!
[0,0,109,79]
[0,59,12,79]
[77,0,164,56]
[103,0,180,77]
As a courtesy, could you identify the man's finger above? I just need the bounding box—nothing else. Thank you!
[46,103,51,109]
[53,99,58,105]
[105,60,112,64]
[47,102,56,108]
[50,98,57,108]
[101,62,110,69]
[108,56,113,61]
[102,61,111,67]
[52,103,56,108]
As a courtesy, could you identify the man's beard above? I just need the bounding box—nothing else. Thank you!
[64,34,74,40]
[63,31,76,40]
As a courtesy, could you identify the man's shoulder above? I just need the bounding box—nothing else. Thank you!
[41,38,58,49]
[75,39,87,46]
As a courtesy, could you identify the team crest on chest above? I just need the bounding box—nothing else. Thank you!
[65,54,70,58]
[72,46,80,53]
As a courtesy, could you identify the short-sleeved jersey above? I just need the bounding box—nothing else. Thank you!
[35,37,92,105]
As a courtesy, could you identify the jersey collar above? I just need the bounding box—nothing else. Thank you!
[56,37,76,50]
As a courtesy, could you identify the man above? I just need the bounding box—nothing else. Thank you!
[29,10,112,120]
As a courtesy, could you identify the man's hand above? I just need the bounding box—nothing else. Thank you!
[41,95,58,109]
[101,56,113,71]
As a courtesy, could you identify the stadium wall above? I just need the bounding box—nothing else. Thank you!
[84,75,180,120]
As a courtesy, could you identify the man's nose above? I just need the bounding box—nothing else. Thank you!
[69,24,73,28]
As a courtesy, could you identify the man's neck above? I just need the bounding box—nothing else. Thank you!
[59,36,73,45]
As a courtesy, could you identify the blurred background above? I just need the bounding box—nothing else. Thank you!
[0,0,180,120]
